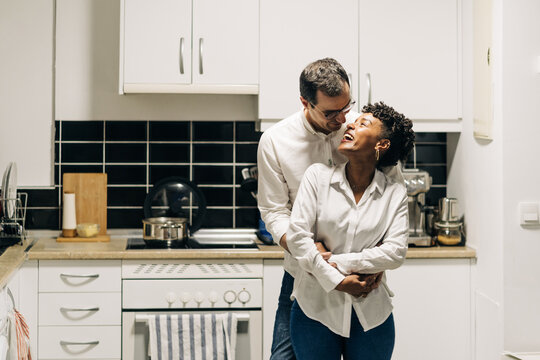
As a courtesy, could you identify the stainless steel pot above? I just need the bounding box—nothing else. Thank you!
[142,217,188,247]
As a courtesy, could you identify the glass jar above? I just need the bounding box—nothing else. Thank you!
[435,221,462,246]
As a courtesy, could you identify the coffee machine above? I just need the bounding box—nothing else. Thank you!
[403,168,433,246]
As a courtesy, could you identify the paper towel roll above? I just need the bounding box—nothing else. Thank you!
[62,192,77,237]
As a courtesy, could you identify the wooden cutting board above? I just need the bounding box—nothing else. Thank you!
[57,173,109,242]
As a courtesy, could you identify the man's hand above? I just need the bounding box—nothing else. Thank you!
[335,272,384,297]
[357,272,383,294]
[279,234,289,252]
[315,241,336,268]
[335,275,372,297]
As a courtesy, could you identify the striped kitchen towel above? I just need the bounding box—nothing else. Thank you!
[148,313,238,360]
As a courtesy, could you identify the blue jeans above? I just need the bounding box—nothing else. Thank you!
[270,271,296,360]
[290,300,395,360]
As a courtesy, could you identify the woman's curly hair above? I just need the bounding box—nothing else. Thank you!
[362,102,415,168]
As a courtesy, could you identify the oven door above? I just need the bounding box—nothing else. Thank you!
[122,310,262,360]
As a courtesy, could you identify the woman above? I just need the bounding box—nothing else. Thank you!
[286,102,415,360]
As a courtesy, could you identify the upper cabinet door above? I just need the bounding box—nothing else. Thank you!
[259,0,359,120]
[123,0,192,85]
[359,0,460,121]
[192,0,259,85]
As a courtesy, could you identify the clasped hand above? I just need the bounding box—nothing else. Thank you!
[315,241,383,298]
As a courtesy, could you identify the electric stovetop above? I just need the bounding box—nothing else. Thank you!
[125,229,261,250]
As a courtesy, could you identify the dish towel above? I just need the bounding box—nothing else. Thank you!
[7,309,31,360]
[148,313,238,360]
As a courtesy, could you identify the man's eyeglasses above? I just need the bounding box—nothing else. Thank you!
[310,99,356,120]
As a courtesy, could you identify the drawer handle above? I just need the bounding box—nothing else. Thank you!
[60,273,99,279]
[60,306,100,312]
[60,340,99,346]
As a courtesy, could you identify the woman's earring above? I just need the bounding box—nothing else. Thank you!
[376,149,380,161]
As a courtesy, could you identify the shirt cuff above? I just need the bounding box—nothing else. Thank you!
[299,254,345,293]
[328,254,352,275]
[269,221,289,245]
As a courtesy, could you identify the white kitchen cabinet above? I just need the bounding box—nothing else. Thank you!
[0,0,53,186]
[386,258,473,360]
[120,0,259,94]
[358,0,461,130]
[4,261,39,358]
[258,0,359,122]
[262,260,283,360]
[38,260,121,360]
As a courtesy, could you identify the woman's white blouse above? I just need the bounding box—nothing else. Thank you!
[286,162,409,337]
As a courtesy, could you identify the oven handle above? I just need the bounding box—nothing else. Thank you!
[135,313,250,322]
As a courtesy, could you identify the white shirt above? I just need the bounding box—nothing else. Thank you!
[286,163,408,337]
[257,110,359,276]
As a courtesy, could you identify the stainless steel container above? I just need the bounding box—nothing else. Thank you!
[142,217,189,247]
[439,197,460,222]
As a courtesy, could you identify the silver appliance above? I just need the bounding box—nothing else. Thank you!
[403,168,433,247]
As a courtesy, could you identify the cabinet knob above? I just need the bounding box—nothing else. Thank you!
[166,292,177,305]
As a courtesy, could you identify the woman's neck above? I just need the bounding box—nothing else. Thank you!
[345,160,376,192]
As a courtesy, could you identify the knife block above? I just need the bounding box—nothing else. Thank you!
[57,173,110,242]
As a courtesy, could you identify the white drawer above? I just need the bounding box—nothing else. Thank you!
[39,292,121,326]
[39,325,121,359]
[39,260,121,292]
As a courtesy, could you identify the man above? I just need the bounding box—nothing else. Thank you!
[257,58,383,359]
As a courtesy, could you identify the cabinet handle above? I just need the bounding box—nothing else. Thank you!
[179,37,185,74]
[366,73,372,105]
[199,38,204,75]
[60,340,100,346]
[60,273,99,279]
[60,306,100,312]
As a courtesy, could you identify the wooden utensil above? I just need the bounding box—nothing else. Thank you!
[57,173,109,242]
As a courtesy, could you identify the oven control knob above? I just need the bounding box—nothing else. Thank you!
[209,291,219,304]
[166,292,177,305]
[237,289,251,304]
[223,290,237,304]
[180,292,191,304]
[194,292,205,304]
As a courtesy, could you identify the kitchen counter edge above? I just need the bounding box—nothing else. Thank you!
[1,237,476,287]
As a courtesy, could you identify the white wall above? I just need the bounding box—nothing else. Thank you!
[446,0,504,358]
[55,0,257,121]
[449,0,540,356]
[501,0,540,352]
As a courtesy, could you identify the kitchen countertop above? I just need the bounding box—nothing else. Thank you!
[1,234,476,287]
[0,240,30,288]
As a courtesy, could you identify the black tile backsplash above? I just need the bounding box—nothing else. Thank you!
[25,122,446,230]
[149,165,190,184]
[105,143,146,163]
[107,187,147,207]
[193,144,233,163]
[193,165,233,185]
[200,187,233,207]
[149,144,190,163]
[193,122,233,141]
[62,121,103,141]
[61,143,103,163]
[106,121,147,141]
[149,122,190,141]
[106,165,147,185]
[236,144,258,163]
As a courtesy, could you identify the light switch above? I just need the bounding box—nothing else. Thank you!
[519,202,540,225]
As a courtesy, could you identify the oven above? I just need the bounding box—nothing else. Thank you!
[121,259,263,360]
